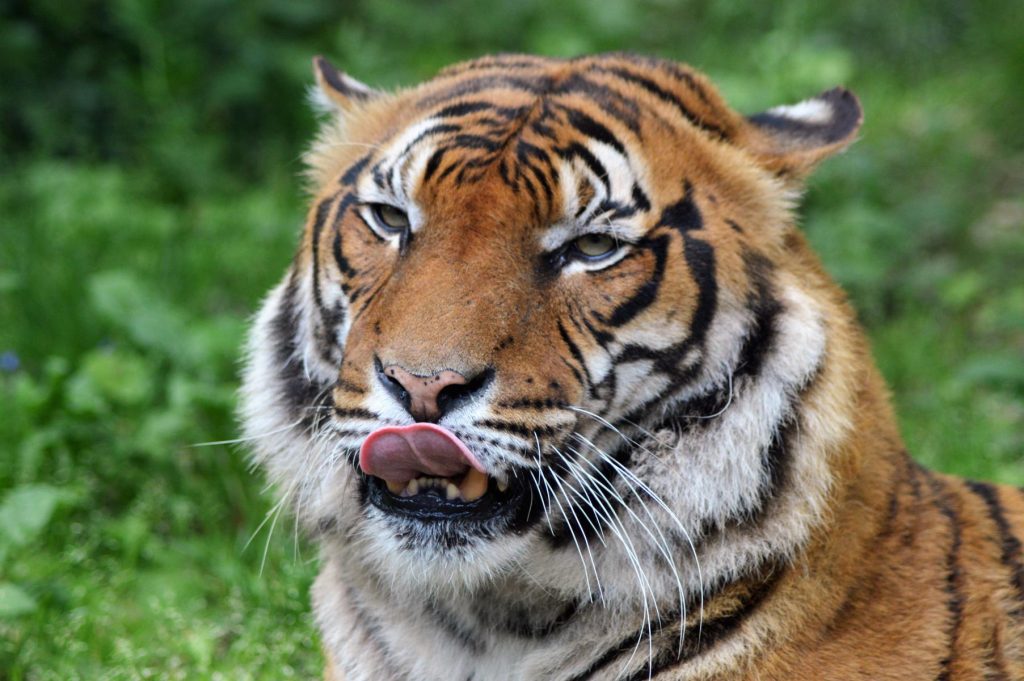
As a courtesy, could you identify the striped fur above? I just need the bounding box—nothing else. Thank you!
[240,53,1024,680]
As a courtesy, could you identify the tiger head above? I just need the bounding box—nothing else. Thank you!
[241,53,863,605]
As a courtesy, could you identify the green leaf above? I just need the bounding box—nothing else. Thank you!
[0,582,37,617]
[0,484,64,549]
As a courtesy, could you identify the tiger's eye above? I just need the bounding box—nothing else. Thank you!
[372,204,410,232]
[573,233,617,259]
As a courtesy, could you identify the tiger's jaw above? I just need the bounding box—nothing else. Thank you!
[359,422,533,524]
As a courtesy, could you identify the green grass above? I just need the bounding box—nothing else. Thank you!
[1,0,1022,677]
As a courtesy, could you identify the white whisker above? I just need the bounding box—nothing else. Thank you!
[191,418,303,447]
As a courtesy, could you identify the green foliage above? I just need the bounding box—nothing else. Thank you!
[1,0,1022,676]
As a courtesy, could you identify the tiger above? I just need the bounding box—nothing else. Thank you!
[240,53,1024,680]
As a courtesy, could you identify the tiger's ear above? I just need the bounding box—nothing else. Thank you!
[742,88,863,181]
[311,56,378,113]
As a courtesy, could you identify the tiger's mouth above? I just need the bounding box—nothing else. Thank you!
[360,423,527,522]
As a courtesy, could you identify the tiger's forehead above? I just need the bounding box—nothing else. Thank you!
[351,54,735,241]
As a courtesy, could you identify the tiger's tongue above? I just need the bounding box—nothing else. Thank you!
[359,423,485,484]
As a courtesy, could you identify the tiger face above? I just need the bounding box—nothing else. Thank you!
[242,53,861,600]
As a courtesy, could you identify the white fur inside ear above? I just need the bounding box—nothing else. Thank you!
[765,98,833,125]
[308,84,339,115]
[338,72,374,98]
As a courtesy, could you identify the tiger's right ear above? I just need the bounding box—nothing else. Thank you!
[312,56,378,112]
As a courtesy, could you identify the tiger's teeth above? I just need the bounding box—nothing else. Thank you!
[496,478,508,493]
[386,480,404,495]
[405,479,419,497]
[445,482,460,500]
[459,468,488,502]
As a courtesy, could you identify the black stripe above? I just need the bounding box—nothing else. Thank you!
[682,237,717,347]
[904,456,925,547]
[416,75,550,109]
[660,180,702,233]
[424,598,486,654]
[333,406,377,420]
[631,183,651,212]
[270,273,330,422]
[342,585,410,680]
[497,156,517,192]
[516,142,555,203]
[331,194,358,277]
[492,599,580,639]
[734,250,782,380]
[340,154,372,186]
[431,100,495,119]
[657,61,716,107]
[496,397,566,410]
[624,568,782,681]
[449,133,503,151]
[926,472,965,681]
[558,142,610,192]
[557,319,592,386]
[594,65,728,140]
[603,235,668,327]
[560,356,585,387]
[551,73,641,133]
[476,419,562,439]
[423,148,448,182]
[561,106,626,155]
[964,481,1024,615]
[311,192,346,331]
[398,123,461,157]
[567,566,783,681]
[434,159,460,185]
[725,218,744,234]
[579,312,615,348]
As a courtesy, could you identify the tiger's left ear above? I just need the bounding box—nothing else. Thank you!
[741,88,863,180]
[311,55,379,113]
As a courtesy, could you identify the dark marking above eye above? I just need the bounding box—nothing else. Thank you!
[558,142,610,192]
[726,219,744,234]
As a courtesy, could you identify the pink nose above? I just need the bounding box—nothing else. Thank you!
[381,365,471,422]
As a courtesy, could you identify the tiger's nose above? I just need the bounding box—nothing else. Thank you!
[378,363,493,422]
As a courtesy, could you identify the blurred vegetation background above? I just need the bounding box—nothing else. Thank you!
[1,0,1022,677]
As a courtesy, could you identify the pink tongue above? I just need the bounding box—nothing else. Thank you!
[359,423,484,483]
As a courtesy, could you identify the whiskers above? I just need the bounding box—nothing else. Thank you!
[190,417,305,448]
[534,405,706,678]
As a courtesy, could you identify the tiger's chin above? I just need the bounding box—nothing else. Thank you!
[346,510,542,596]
